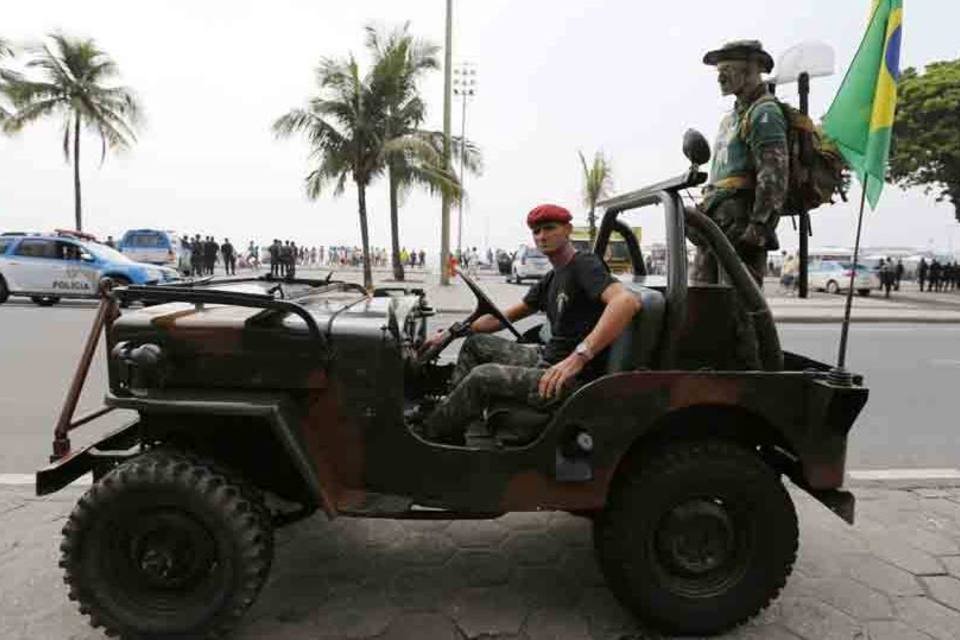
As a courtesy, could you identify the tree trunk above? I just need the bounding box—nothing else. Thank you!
[389,165,405,281]
[357,182,373,291]
[588,205,596,244]
[73,112,82,231]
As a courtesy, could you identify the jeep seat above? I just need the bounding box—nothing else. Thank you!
[605,284,666,372]
[477,285,666,448]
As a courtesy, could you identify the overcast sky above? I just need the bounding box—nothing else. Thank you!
[2,0,958,258]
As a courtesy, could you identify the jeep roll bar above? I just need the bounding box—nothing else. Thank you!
[595,167,702,368]
[594,166,783,371]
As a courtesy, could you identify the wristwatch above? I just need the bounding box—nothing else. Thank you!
[574,341,593,361]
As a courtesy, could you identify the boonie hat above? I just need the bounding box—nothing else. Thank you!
[527,204,572,228]
[703,40,774,73]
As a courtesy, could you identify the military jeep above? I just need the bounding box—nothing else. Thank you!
[37,131,868,639]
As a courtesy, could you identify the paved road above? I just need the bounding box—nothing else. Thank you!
[1,295,958,474]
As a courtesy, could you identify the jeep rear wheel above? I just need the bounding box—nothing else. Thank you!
[593,439,797,636]
[31,295,60,306]
[60,450,274,639]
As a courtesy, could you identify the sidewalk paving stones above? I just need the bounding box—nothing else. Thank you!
[4,485,960,639]
[921,575,960,611]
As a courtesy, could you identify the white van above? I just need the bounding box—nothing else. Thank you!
[118,229,183,267]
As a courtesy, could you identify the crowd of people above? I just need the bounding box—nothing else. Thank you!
[171,236,431,277]
[917,258,960,293]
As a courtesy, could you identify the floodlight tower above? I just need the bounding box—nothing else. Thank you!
[453,62,477,259]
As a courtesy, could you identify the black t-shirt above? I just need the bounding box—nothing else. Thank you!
[523,252,616,376]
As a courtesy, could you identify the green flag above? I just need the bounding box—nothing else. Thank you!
[822,0,903,209]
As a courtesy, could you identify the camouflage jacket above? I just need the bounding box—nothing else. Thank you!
[701,84,788,249]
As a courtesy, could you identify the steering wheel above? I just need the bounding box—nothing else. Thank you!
[457,269,522,340]
[417,269,523,363]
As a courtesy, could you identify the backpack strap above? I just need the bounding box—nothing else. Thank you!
[738,94,781,140]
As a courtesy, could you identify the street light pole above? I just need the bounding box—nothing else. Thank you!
[453,62,476,260]
[773,41,835,298]
[439,0,453,285]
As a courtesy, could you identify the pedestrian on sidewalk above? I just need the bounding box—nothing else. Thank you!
[930,260,941,292]
[918,257,928,292]
[221,238,236,275]
[879,259,893,298]
[894,258,903,291]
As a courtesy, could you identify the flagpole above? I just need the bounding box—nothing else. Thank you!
[836,183,869,370]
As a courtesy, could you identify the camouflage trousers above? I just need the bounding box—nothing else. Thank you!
[689,200,770,287]
[424,334,561,443]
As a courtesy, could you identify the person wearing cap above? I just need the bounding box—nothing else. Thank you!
[416,203,642,444]
[696,40,788,286]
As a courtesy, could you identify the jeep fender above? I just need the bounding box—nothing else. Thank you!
[37,391,335,516]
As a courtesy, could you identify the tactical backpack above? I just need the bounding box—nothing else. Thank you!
[741,96,848,214]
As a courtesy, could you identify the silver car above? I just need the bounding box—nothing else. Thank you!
[508,245,551,283]
[808,260,878,296]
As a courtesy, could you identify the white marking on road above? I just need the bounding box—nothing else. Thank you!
[1,469,960,485]
[0,473,91,486]
[847,468,960,481]
[930,359,960,367]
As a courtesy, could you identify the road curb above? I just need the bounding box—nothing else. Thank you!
[432,307,960,323]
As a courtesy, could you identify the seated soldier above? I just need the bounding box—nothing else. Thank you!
[416,204,642,444]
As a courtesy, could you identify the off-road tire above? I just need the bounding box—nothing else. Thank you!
[593,439,798,636]
[60,449,274,639]
[0,275,8,304]
[826,280,840,295]
[857,288,871,297]
[30,296,60,306]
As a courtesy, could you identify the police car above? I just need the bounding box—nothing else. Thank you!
[0,231,179,306]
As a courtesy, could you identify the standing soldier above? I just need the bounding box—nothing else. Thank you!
[202,236,213,275]
[918,257,928,292]
[694,40,788,287]
[268,239,280,277]
[221,238,236,275]
[191,234,204,277]
[894,258,904,291]
[288,241,297,279]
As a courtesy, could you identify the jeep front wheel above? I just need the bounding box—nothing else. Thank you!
[60,450,274,639]
[593,439,797,636]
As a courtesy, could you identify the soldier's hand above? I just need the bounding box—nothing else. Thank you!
[418,328,449,356]
[538,354,585,400]
[738,223,767,249]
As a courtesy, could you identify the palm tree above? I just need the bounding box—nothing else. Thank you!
[578,149,614,243]
[3,34,141,231]
[273,55,386,290]
[366,24,481,281]
[0,38,15,122]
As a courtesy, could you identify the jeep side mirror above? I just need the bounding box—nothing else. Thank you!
[682,129,711,166]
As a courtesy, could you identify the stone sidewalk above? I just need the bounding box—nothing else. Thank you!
[2,484,960,639]
[287,267,960,323]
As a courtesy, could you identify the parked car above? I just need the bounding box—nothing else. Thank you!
[118,229,184,268]
[808,260,877,296]
[508,245,550,283]
[0,232,179,306]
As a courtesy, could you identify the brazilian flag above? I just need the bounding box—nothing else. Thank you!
[823,0,903,209]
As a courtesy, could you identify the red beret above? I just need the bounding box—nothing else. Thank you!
[527,204,572,228]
